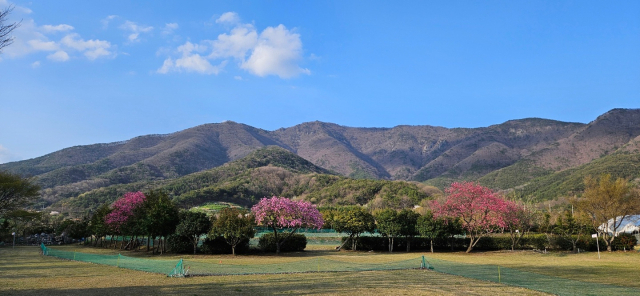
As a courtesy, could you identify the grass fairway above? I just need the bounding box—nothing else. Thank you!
[0,246,548,296]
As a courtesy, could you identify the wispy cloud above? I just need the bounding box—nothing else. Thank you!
[1,7,114,62]
[162,23,179,35]
[119,20,153,42]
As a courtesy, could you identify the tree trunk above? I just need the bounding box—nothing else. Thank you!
[232,246,236,256]
[466,237,476,253]
[193,237,198,255]
[147,235,151,252]
[430,239,434,253]
[406,236,411,252]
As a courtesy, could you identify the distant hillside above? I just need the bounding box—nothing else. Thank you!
[2,108,640,210]
[54,146,440,212]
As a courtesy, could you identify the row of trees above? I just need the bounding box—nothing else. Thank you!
[323,182,528,253]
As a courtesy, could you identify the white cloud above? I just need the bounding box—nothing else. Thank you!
[216,12,240,25]
[157,58,174,74]
[47,50,69,62]
[157,41,226,74]
[234,76,242,80]
[41,24,74,33]
[101,15,119,29]
[1,9,114,62]
[61,33,113,60]
[120,20,153,42]
[242,24,310,78]
[31,61,40,68]
[209,24,258,59]
[162,23,179,35]
[28,39,58,51]
[157,12,309,78]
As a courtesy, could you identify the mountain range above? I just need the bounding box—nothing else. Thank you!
[2,108,639,211]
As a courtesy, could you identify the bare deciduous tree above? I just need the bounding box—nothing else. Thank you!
[1,5,20,53]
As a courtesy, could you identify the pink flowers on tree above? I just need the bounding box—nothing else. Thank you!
[251,196,323,253]
[104,191,146,233]
[432,182,519,253]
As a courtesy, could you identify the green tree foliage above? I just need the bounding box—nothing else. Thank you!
[575,174,640,251]
[0,171,40,216]
[552,210,590,252]
[210,207,256,255]
[332,206,375,251]
[89,204,112,247]
[175,210,211,254]
[375,209,402,252]
[417,211,448,253]
[140,190,179,254]
[397,209,420,252]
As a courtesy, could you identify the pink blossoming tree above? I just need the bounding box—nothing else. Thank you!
[104,191,147,234]
[251,196,324,254]
[431,182,511,253]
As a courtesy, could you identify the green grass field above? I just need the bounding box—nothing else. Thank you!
[2,245,639,295]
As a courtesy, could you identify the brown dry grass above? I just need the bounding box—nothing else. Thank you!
[0,246,549,296]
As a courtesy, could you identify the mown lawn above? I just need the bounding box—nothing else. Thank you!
[0,246,549,296]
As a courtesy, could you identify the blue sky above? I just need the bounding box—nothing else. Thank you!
[1,0,639,163]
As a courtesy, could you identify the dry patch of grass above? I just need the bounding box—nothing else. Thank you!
[424,250,640,288]
[0,246,548,296]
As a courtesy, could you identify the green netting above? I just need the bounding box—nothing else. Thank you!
[423,256,640,296]
[181,257,422,276]
[39,244,640,295]
[41,244,182,276]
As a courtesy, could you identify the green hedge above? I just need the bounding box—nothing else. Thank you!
[340,234,621,252]
[166,234,193,253]
[258,233,307,252]
[201,236,250,254]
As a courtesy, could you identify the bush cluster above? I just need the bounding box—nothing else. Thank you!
[258,233,307,252]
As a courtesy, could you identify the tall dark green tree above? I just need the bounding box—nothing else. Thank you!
[375,209,402,252]
[210,207,255,255]
[333,206,375,251]
[176,210,211,255]
[553,210,590,253]
[141,190,179,254]
[0,171,40,217]
[417,211,448,253]
[397,209,420,252]
[89,204,112,247]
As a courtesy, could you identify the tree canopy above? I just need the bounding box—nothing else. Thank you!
[431,182,512,253]
[575,174,640,251]
[251,196,323,253]
[0,171,41,216]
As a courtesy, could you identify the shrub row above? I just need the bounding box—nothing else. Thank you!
[166,233,308,254]
[341,234,637,252]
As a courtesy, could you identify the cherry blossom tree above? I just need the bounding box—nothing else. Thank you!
[104,191,147,234]
[431,182,510,253]
[251,196,323,254]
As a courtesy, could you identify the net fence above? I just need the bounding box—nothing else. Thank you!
[40,243,421,277]
[423,256,640,296]
[40,244,640,295]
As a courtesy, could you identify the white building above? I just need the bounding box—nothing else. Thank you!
[599,215,640,236]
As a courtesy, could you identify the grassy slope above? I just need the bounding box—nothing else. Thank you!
[514,152,640,200]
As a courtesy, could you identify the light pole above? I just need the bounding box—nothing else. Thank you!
[12,232,16,248]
